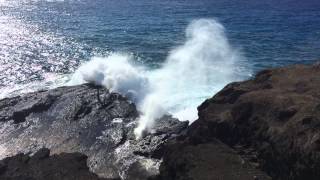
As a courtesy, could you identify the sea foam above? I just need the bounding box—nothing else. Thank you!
[69,54,150,103]
[69,18,247,139]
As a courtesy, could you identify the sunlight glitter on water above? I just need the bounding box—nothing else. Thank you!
[0,12,84,97]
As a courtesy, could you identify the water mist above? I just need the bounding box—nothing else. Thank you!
[69,18,247,139]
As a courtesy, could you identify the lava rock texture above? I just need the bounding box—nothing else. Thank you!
[158,63,320,180]
[0,84,188,180]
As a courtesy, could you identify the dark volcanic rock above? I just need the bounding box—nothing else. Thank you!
[158,63,320,180]
[0,148,110,180]
[0,84,188,179]
[159,140,271,180]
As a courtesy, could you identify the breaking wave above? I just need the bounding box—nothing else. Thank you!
[69,18,249,138]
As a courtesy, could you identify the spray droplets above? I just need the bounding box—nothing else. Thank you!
[70,19,248,139]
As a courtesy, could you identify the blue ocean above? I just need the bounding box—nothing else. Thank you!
[0,0,319,125]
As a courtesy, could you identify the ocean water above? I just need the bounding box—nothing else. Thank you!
[0,0,320,133]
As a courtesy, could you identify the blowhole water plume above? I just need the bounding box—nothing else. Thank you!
[69,18,249,139]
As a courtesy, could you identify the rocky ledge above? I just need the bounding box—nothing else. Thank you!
[157,63,320,180]
[0,84,188,180]
[0,63,319,180]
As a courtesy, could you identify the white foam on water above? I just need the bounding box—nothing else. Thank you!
[69,54,150,103]
[0,73,69,99]
[69,18,249,139]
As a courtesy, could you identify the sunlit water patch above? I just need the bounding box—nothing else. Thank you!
[0,14,88,98]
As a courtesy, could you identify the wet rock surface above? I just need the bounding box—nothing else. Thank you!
[0,84,188,179]
[158,63,320,180]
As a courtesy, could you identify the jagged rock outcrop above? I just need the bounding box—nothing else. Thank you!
[158,63,320,180]
[0,84,188,180]
[2,63,319,180]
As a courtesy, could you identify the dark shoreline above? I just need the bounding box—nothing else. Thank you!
[0,63,320,180]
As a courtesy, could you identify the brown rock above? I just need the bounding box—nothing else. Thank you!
[158,63,320,180]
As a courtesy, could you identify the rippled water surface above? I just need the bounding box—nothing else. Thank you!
[0,0,320,97]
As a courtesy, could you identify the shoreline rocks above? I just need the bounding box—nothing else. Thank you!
[157,63,320,180]
[0,84,188,180]
[0,63,320,179]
